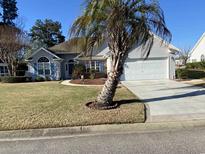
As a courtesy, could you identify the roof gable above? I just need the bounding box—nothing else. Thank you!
[190,33,205,56]
[26,47,62,60]
[96,35,180,58]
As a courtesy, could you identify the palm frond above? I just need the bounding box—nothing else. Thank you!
[70,0,172,60]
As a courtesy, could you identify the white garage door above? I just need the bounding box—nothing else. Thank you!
[121,58,168,81]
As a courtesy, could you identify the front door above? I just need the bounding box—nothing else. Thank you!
[65,60,74,79]
[65,63,69,79]
[68,63,74,77]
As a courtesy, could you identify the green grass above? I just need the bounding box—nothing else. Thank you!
[0,82,145,131]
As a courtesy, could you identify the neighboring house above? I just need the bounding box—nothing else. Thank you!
[26,35,179,81]
[0,59,9,76]
[189,33,205,62]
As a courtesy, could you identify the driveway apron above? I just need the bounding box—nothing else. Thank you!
[122,80,205,122]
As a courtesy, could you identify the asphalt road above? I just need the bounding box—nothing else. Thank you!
[1,127,205,154]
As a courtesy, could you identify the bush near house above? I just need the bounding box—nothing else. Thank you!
[16,62,28,76]
[89,68,96,79]
[72,64,107,79]
[72,64,86,79]
[176,68,205,79]
[35,76,45,82]
[176,69,189,79]
[0,76,32,83]
[176,62,205,80]
[186,62,205,70]
[83,72,107,79]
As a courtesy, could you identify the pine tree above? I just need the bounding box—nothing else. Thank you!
[30,19,65,47]
[0,0,18,26]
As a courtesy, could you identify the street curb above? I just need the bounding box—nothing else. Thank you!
[1,120,205,140]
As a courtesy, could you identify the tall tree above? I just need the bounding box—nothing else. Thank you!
[0,23,28,76]
[0,0,18,26]
[71,0,171,109]
[30,19,65,48]
[177,48,191,65]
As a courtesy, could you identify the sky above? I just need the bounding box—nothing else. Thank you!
[16,0,205,49]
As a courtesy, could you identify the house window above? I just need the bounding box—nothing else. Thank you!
[85,62,90,72]
[95,61,100,72]
[85,61,104,73]
[0,66,8,76]
[37,57,50,76]
[201,55,205,62]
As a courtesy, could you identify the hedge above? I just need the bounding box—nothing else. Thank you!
[0,76,32,83]
[186,62,205,70]
[176,69,189,79]
[176,68,205,79]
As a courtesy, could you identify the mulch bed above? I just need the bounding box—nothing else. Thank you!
[86,101,119,110]
[70,78,107,85]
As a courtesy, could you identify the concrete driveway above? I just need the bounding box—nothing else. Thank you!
[122,80,205,122]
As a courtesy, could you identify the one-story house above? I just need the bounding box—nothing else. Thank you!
[26,35,179,81]
[189,33,205,62]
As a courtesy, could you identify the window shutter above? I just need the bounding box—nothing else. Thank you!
[34,63,37,74]
[51,63,55,76]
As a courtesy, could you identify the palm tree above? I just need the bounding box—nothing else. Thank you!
[70,0,172,109]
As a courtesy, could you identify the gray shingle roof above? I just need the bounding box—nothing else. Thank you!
[49,38,86,54]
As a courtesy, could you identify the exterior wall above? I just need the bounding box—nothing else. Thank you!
[57,54,78,79]
[169,54,176,80]
[104,37,175,80]
[127,37,170,59]
[27,49,61,80]
[190,33,205,62]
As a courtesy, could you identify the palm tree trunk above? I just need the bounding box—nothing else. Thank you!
[95,70,121,108]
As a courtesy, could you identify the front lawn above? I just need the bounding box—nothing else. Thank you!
[0,82,144,131]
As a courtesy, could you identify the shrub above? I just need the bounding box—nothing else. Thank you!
[176,68,205,79]
[35,76,45,82]
[89,69,96,79]
[176,69,188,79]
[45,76,51,81]
[0,76,32,83]
[186,62,205,70]
[16,62,28,76]
[187,70,205,79]
[72,64,85,79]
